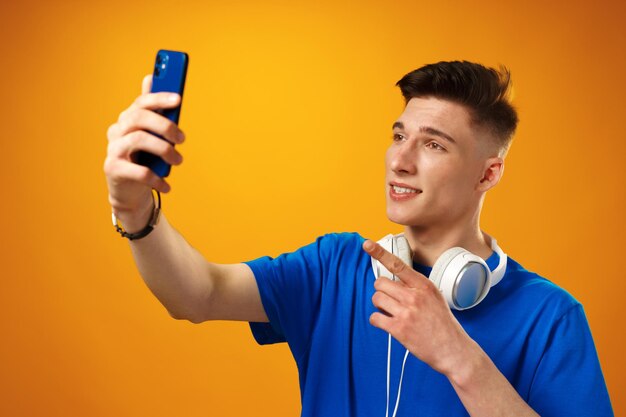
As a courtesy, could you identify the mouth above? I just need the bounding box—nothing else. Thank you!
[389,182,422,201]
[391,185,420,194]
[389,182,421,194]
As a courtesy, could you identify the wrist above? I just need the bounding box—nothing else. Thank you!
[444,338,490,389]
[111,190,161,240]
[114,199,154,233]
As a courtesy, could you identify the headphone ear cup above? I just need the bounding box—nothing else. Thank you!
[394,235,412,269]
[372,234,412,281]
[430,247,467,290]
[432,248,491,310]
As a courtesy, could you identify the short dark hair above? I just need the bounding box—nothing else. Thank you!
[396,61,519,156]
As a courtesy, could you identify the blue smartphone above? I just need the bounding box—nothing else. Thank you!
[134,49,189,177]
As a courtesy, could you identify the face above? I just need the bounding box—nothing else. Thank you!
[385,96,500,228]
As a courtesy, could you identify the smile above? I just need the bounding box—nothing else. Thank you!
[389,184,422,201]
[392,185,419,194]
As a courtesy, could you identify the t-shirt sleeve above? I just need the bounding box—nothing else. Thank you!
[243,234,332,360]
[528,304,614,416]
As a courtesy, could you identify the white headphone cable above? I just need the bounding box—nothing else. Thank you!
[386,333,410,417]
[385,236,411,417]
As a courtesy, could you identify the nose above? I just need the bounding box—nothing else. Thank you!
[388,139,417,175]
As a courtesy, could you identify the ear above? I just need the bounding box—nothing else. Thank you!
[476,157,504,192]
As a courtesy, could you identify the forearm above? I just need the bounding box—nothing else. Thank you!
[447,340,540,417]
[123,209,214,322]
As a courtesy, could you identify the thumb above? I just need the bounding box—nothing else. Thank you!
[141,74,153,95]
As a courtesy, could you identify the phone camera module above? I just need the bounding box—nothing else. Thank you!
[154,52,169,79]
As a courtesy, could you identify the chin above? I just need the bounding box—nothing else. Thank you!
[386,205,423,226]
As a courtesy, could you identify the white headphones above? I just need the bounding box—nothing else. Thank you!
[370,232,508,310]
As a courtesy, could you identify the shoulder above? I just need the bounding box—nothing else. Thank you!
[498,256,581,320]
[244,232,367,271]
[311,232,368,263]
[316,231,366,249]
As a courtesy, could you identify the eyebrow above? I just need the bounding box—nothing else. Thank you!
[392,121,457,144]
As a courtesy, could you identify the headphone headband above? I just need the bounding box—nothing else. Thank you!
[486,234,507,286]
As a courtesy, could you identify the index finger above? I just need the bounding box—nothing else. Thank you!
[130,91,181,112]
[142,74,152,95]
[363,239,426,287]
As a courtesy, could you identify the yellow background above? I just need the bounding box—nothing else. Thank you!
[1,0,624,415]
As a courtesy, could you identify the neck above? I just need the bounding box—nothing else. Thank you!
[402,209,493,268]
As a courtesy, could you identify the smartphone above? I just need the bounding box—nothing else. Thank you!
[134,49,189,177]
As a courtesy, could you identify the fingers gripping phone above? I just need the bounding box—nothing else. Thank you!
[134,49,189,177]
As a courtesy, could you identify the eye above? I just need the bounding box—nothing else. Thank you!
[426,141,445,151]
[392,133,405,142]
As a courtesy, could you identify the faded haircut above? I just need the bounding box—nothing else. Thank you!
[396,61,519,156]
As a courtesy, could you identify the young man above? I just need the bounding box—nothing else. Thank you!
[104,61,613,416]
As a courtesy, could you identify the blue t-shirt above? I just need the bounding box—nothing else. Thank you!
[243,232,613,417]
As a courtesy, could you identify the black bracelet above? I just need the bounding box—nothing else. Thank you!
[111,190,161,241]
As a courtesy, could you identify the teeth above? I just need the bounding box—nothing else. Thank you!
[392,185,419,194]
